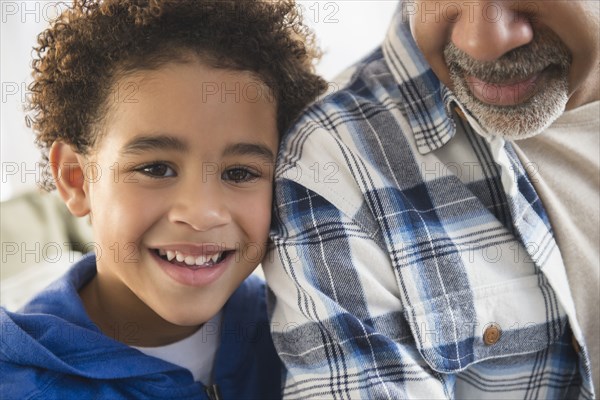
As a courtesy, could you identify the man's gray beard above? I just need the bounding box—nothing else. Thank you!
[444,32,571,140]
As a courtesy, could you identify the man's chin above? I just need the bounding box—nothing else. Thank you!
[453,76,569,140]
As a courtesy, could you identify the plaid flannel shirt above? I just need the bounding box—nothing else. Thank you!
[263,5,595,399]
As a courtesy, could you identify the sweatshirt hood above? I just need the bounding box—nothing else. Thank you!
[0,254,201,390]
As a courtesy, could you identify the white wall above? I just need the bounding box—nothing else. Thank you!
[300,1,397,79]
[0,0,397,201]
[1,2,64,200]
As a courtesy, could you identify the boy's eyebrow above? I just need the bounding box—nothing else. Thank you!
[119,135,274,161]
[120,135,188,155]
[223,143,275,162]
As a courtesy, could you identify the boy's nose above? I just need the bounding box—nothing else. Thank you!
[169,181,231,231]
[451,1,533,62]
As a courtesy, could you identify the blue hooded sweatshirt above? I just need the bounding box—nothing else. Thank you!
[0,253,281,399]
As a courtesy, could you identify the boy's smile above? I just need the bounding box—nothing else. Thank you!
[149,244,234,287]
[69,60,278,345]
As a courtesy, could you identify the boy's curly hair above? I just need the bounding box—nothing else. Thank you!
[27,0,328,190]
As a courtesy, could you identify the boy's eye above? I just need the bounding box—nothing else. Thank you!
[223,167,259,183]
[137,163,176,178]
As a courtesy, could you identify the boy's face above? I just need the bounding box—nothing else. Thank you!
[75,62,278,326]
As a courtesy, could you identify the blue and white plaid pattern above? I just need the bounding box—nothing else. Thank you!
[263,5,595,399]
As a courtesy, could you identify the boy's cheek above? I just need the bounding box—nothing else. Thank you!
[241,198,272,227]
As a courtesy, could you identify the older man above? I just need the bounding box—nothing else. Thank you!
[265,0,599,398]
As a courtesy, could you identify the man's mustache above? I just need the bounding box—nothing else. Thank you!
[443,31,571,84]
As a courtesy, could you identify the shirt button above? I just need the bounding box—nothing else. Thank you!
[483,324,502,345]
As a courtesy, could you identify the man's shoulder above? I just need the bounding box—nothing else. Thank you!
[279,49,407,166]
[274,42,453,221]
[273,55,408,223]
[279,37,449,156]
[289,49,399,132]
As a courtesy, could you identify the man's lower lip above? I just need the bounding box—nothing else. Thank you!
[151,249,229,287]
[466,71,542,106]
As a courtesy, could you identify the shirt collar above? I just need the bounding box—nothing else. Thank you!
[382,2,458,155]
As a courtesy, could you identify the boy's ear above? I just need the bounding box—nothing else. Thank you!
[48,141,91,217]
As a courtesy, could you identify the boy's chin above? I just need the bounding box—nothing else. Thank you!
[159,307,221,328]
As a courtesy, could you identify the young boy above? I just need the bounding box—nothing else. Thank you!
[0,1,326,398]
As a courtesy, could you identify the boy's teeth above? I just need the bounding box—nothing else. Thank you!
[196,255,208,265]
[159,249,224,266]
[184,255,196,266]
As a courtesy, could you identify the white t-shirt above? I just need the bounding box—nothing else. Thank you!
[133,311,222,385]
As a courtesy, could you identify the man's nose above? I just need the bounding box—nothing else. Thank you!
[451,1,533,61]
[168,179,231,232]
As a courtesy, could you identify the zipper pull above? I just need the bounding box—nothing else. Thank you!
[205,384,222,400]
